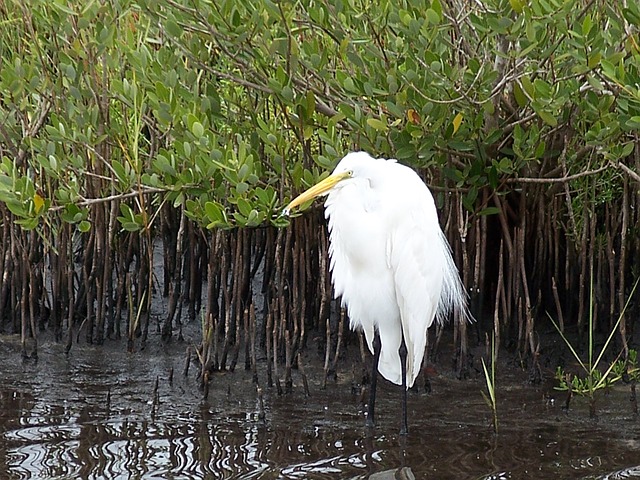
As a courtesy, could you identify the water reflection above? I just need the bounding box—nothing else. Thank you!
[587,465,640,479]
[2,338,640,479]
[5,414,264,479]
[367,466,415,479]
[3,410,383,479]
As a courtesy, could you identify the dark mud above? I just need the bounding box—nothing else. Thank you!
[1,330,640,479]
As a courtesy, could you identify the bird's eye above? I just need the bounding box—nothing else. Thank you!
[347,170,353,177]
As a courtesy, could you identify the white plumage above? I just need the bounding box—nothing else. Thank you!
[285,151,469,432]
[323,152,466,386]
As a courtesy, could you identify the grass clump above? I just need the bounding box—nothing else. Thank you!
[552,276,639,418]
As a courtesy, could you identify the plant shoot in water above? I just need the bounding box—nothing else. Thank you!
[551,276,639,417]
[481,332,498,433]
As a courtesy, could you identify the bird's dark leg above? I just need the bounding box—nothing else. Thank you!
[366,331,381,428]
[399,335,409,435]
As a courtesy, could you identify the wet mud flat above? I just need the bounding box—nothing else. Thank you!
[1,331,640,480]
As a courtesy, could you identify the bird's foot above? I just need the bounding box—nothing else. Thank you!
[399,424,409,436]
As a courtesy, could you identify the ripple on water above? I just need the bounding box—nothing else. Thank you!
[3,338,640,479]
[580,465,640,480]
[4,417,267,479]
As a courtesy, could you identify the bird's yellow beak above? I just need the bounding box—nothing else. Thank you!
[283,171,350,215]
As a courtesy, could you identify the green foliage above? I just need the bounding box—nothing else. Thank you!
[611,349,640,384]
[0,0,638,233]
[555,348,640,398]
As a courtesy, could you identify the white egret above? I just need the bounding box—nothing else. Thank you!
[284,151,469,434]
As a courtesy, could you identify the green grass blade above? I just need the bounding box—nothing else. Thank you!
[481,356,496,407]
[547,312,588,373]
[593,277,640,369]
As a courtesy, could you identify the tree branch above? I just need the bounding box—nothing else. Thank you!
[616,161,640,184]
[48,186,172,212]
[505,164,610,184]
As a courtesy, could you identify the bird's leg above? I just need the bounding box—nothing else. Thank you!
[366,331,381,428]
[399,335,409,435]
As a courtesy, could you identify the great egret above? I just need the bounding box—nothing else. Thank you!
[284,151,469,434]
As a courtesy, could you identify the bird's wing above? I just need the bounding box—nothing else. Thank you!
[388,198,444,388]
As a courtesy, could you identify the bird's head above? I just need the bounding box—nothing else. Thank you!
[283,152,375,215]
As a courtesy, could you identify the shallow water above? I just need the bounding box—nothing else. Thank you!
[1,335,640,479]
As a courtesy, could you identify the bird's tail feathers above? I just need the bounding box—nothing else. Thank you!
[436,230,472,324]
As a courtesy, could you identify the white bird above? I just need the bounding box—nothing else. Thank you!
[284,151,469,434]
